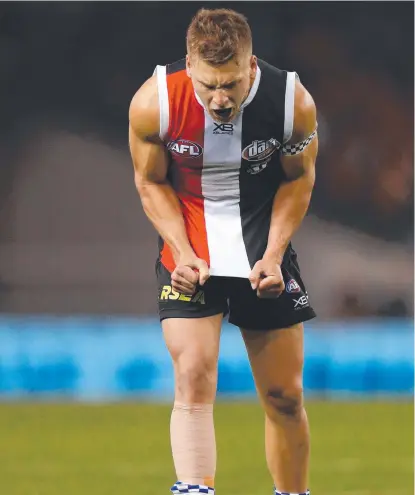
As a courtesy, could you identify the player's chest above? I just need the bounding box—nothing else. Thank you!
[167,112,282,175]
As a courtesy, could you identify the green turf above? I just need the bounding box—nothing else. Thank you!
[0,401,412,495]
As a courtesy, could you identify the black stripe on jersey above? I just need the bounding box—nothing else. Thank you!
[239,60,291,268]
[166,58,186,75]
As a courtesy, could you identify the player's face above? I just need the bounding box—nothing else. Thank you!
[186,52,257,123]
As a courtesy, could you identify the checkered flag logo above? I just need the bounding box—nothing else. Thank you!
[281,129,317,156]
[171,481,215,495]
[274,489,310,495]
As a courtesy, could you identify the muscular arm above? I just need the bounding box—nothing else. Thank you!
[264,79,318,263]
[129,76,194,263]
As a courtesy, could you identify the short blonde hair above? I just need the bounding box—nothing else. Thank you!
[186,8,252,66]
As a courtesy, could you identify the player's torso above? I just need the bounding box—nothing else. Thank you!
[154,58,296,278]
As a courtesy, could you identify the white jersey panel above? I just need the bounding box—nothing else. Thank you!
[201,112,251,278]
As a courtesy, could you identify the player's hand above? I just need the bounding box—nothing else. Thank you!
[171,254,210,295]
[249,256,285,299]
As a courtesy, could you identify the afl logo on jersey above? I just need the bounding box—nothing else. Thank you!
[286,279,301,293]
[167,139,203,158]
[242,138,280,175]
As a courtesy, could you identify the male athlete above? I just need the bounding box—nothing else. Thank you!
[129,8,318,495]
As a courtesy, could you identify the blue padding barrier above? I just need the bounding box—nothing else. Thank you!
[0,316,412,400]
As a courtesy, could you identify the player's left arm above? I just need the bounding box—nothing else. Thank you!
[263,78,318,264]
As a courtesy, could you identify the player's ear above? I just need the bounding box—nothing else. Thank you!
[250,55,257,77]
[186,54,191,78]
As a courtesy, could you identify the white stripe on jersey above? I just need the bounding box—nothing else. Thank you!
[154,65,169,140]
[202,111,252,278]
[198,65,262,278]
[283,71,298,144]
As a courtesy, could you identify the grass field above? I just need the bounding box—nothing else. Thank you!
[0,401,412,495]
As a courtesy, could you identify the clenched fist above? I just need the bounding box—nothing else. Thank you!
[249,257,285,299]
[171,254,210,295]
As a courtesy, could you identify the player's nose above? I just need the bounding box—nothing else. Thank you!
[211,91,229,108]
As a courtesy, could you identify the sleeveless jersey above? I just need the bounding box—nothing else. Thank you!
[154,58,298,278]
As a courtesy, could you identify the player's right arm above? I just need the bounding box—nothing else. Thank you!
[129,76,195,263]
[128,76,209,290]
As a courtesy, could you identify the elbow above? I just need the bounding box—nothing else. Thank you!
[134,177,154,218]
[134,174,146,195]
[306,167,316,189]
[299,161,316,189]
[303,171,315,200]
[134,173,167,197]
[134,173,154,197]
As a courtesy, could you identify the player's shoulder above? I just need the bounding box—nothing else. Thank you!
[129,75,159,138]
[163,58,187,76]
[294,76,316,114]
[292,77,317,140]
[257,58,285,76]
[256,59,297,111]
[256,58,316,140]
[258,58,314,102]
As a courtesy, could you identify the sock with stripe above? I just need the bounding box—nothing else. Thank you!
[274,488,310,495]
[171,481,215,494]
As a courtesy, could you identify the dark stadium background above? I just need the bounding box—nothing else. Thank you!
[0,2,413,494]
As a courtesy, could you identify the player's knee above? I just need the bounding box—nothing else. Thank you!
[175,358,217,403]
[265,383,304,419]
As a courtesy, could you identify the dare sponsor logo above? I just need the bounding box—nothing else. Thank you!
[242,138,280,163]
[242,138,281,175]
[167,139,203,158]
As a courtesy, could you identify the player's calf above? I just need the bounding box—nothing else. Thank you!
[263,385,310,494]
[241,323,310,494]
[163,315,221,491]
[170,357,217,487]
[170,402,216,488]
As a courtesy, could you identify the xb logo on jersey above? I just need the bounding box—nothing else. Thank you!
[213,123,234,135]
[242,138,281,175]
[159,285,206,305]
[167,139,203,158]
[293,295,309,310]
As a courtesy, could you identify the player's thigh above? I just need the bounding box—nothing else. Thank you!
[163,314,223,402]
[162,314,223,367]
[240,322,304,395]
[227,264,313,408]
[156,259,226,368]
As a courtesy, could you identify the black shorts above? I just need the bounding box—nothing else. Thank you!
[156,253,316,331]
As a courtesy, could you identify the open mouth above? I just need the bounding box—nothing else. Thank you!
[212,108,232,120]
